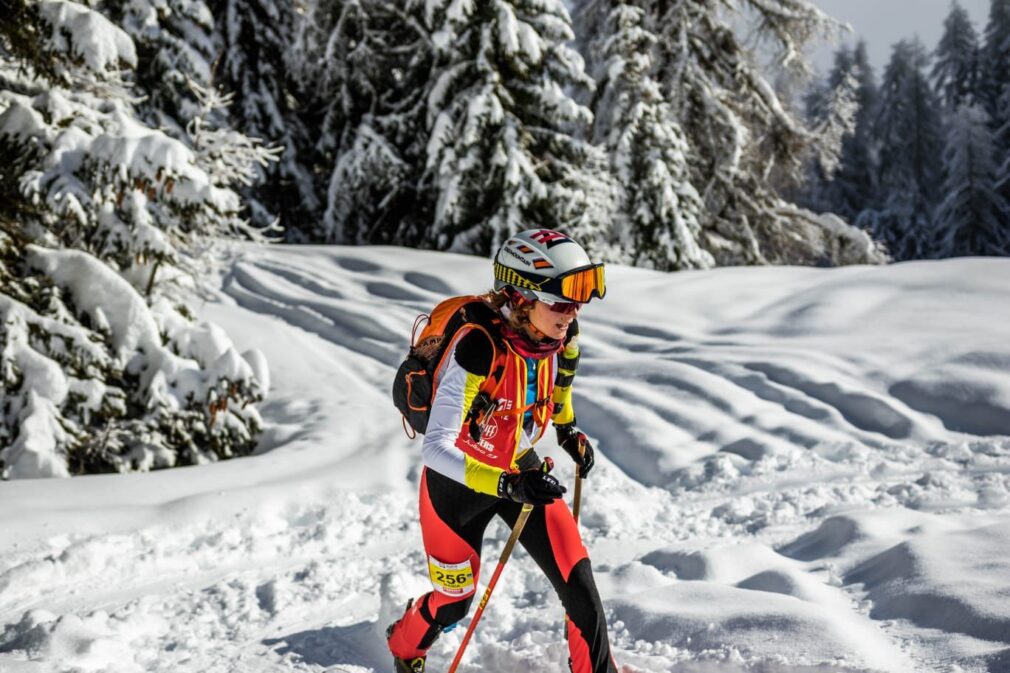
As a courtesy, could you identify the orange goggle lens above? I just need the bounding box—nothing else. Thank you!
[559,265,606,302]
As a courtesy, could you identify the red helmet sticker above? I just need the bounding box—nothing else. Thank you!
[529,230,571,248]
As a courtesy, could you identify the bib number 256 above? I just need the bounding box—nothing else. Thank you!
[427,556,475,597]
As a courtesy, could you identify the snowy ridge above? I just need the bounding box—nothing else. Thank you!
[2,245,1009,672]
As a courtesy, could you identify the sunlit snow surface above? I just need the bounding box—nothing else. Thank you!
[2,245,1010,673]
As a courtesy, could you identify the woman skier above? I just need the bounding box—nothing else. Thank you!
[386,229,618,673]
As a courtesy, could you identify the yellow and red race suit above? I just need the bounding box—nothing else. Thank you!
[420,318,580,495]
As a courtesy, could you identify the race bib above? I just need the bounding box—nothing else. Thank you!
[428,556,475,597]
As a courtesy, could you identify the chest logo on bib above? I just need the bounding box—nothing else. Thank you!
[479,416,499,439]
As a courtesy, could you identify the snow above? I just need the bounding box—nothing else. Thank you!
[0,93,47,138]
[0,91,242,227]
[2,244,1010,672]
[496,4,521,56]
[5,245,263,478]
[846,521,1010,642]
[37,0,137,76]
[3,392,72,480]
[26,246,161,361]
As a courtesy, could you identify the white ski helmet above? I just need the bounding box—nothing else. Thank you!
[493,229,606,304]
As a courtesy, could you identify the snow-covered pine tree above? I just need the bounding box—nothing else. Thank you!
[799,46,862,216]
[592,4,710,270]
[290,0,432,245]
[933,104,1010,256]
[805,47,852,120]
[932,0,981,111]
[979,0,1010,124]
[210,0,319,231]
[845,42,881,207]
[998,86,1010,201]
[811,68,859,182]
[422,0,614,256]
[102,0,219,135]
[0,0,270,478]
[862,39,945,260]
[931,4,1008,257]
[810,41,880,223]
[577,0,882,266]
[980,0,1010,208]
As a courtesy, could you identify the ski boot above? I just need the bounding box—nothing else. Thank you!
[392,655,426,673]
[387,603,426,673]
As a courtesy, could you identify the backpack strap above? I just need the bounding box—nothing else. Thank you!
[488,396,549,419]
[457,300,514,442]
[463,326,508,442]
[418,297,511,444]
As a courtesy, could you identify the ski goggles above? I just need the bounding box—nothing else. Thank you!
[549,264,607,303]
[494,261,607,303]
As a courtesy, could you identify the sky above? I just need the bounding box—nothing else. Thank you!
[808,0,992,76]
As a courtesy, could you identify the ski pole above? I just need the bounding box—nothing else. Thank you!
[447,502,534,673]
[572,439,586,523]
[565,440,589,644]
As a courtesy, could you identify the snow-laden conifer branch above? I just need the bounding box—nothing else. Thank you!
[186,80,283,190]
[744,0,841,71]
[1,1,273,478]
[0,0,136,87]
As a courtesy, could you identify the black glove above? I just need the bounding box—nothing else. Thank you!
[556,422,595,478]
[498,465,566,506]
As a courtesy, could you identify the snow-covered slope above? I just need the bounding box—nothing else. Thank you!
[2,244,1009,673]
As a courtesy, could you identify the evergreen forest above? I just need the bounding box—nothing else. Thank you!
[800,0,1010,260]
[1,0,1009,476]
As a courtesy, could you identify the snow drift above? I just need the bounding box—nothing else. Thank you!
[1,244,1008,672]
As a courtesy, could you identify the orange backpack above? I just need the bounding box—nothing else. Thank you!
[392,296,506,438]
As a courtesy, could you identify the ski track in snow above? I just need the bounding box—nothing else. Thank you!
[2,246,1010,673]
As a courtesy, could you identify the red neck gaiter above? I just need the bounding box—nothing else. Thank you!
[499,322,563,360]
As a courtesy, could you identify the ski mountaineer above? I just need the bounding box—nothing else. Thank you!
[386,229,618,673]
